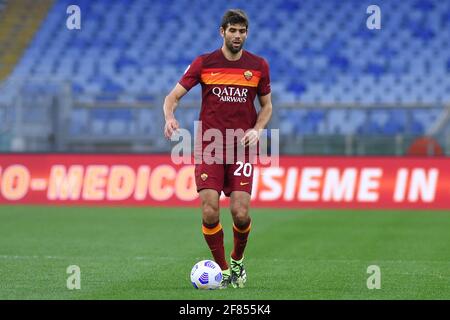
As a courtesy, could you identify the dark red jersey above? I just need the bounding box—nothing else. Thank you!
[179,49,271,135]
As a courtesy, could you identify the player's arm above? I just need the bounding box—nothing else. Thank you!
[242,93,273,146]
[163,83,188,139]
[255,92,273,131]
[164,56,202,139]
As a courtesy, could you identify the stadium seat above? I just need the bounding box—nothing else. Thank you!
[1,0,448,139]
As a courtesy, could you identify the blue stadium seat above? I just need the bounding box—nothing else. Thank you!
[3,0,448,138]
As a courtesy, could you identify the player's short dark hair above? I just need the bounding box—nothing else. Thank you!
[221,9,249,30]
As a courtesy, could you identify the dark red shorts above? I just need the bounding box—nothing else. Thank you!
[195,161,254,196]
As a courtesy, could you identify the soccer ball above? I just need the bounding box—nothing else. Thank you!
[190,260,222,289]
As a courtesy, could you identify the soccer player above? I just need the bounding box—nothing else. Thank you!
[163,9,272,288]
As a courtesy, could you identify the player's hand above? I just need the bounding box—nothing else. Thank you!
[164,117,180,139]
[241,129,261,147]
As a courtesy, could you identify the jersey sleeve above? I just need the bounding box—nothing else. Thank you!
[178,56,202,91]
[257,58,271,96]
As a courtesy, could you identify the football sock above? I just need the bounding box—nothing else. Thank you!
[231,219,251,261]
[202,221,229,271]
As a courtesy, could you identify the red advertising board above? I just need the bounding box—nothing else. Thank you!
[0,154,449,209]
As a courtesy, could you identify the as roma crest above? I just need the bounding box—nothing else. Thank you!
[244,70,253,81]
[201,173,208,181]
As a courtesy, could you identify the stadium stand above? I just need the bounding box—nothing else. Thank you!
[0,0,54,81]
[1,0,449,153]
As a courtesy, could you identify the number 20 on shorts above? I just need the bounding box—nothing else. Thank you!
[234,161,253,177]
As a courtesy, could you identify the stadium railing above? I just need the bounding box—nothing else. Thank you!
[2,80,449,156]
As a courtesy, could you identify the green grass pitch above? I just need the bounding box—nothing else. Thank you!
[1,205,449,299]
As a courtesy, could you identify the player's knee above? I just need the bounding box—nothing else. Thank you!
[231,204,249,225]
[202,202,219,222]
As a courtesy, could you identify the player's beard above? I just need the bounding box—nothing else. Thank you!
[226,38,245,54]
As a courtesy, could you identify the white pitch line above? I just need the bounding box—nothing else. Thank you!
[0,255,188,261]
